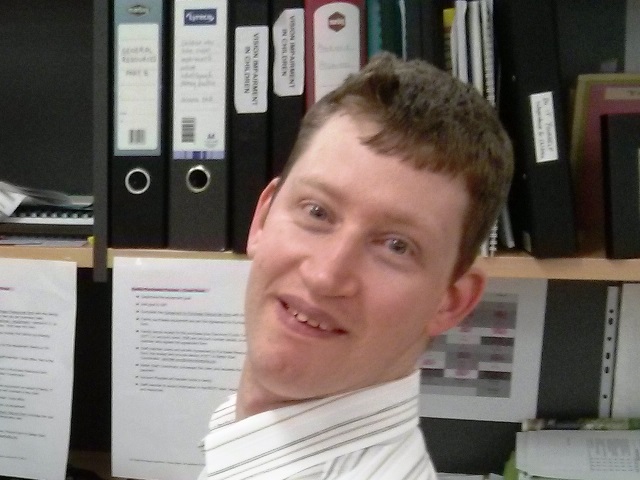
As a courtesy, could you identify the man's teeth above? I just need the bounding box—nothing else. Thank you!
[291,309,329,331]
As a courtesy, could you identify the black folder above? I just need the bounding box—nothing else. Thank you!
[110,0,168,248]
[269,0,305,177]
[419,0,446,69]
[494,0,577,257]
[168,0,230,251]
[378,0,403,58]
[228,0,271,253]
[304,0,367,107]
[403,0,423,61]
[401,0,446,68]
[601,113,640,259]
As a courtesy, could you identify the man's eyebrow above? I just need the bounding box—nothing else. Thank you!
[293,176,442,238]
[292,176,347,200]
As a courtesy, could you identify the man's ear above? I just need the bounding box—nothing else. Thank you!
[246,178,280,258]
[427,266,486,337]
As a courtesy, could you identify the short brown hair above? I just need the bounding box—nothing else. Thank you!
[281,52,513,280]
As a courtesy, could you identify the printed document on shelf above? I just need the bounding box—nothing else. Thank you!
[111,257,251,480]
[516,429,640,479]
[419,278,547,422]
[0,258,77,480]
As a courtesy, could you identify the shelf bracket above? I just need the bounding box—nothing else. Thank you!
[599,285,621,417]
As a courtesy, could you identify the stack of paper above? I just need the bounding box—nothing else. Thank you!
[504,429,640,480]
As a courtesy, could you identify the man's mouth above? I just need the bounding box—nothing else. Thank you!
[283,302,345,334]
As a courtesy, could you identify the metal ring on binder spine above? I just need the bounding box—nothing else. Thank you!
[124,167,151,195]
[186,165,211,194]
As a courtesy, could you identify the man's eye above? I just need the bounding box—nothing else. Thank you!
[306,203,328,220]
[386,238,409,255]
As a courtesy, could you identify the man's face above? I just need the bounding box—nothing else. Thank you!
[243,113,478,404]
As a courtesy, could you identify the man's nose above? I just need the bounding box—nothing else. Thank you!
[299,231,360,298]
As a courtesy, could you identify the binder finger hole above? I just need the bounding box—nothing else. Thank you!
[186,165,211,193]
[125,167,151,195]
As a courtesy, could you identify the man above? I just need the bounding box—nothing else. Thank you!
[200,52,513,479]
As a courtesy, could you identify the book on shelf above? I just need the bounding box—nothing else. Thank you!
[110,0,169,249]
[228,0,271,253]
[503,429,640,480]
[569,73,640,251]
[494,0,578,258]
[601,112,640,259]
[268,1,305,178]
[168,0,230,251]
[522,417,640,432]
[304,0,367,106]
[367,0,403,58]
[448,0,501,257]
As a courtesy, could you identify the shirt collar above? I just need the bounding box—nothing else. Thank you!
[203,370,421,478]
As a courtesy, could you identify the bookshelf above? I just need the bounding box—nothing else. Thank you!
[1,2,637,479]
[1,245,640,281]
[3,1,636,283]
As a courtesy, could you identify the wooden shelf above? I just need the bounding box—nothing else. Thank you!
[0,245,93,268]
[1,245,640,281]
[106,248,243,266]
[475,250,640,282]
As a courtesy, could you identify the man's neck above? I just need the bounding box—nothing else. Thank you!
[235,366,303,421]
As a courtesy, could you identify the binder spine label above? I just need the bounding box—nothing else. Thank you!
[114,2,163,155]
[272,8,305,97]
[234,26,269,114]
[172,0,228,160]
[604,85,640,101]
[529,91,559,163]
[313,3,361,102]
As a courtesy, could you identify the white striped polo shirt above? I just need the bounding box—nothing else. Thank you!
[198,370,437,479]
